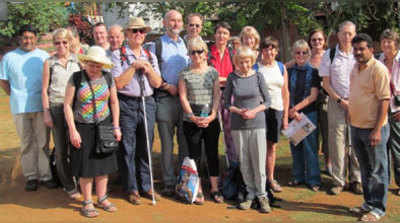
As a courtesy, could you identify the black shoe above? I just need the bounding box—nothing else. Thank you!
[41,179,58,189]
[25,179,38,191]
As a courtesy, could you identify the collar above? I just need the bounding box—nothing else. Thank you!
[294,62,311,71]
[357,57,375,71]
[162,34,184,44]
[124,44,147,60]
[336,44,353,56]
[53,53,78,66]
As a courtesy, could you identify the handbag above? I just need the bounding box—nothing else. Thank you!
[84,72,118,154]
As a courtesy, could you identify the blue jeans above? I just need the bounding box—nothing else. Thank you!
[351,124,389,217]
[290,111,321,186]
[119,94,156,193]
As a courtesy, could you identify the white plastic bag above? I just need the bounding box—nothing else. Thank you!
[176,157,200,204]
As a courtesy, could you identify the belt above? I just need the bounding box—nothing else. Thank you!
[118,93,153,100]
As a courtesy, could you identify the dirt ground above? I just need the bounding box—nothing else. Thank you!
[1,92,400,223]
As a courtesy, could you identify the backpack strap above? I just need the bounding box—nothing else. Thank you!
[253,63,259,72]
[277,61,284,76]
[143,38,162,71]
[119,46,128,67]
[329,47,336,64]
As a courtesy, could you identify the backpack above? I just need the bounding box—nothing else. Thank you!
[329,47,336,64]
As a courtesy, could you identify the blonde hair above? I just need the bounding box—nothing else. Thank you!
[233,46,257,66]
[239,26,260,50]
[52,28,73,43]
[187,38,208,54]
[292,39,311,58]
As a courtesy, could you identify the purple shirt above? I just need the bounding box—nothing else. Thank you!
[111,45,160,97]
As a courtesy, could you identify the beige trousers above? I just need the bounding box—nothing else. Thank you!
[328,98,361,187]
[13,112,51,181]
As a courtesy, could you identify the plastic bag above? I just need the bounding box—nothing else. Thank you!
[176,157,200,204]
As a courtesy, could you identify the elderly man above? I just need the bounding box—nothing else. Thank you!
[146,10,190,196]
[319,21,362,195]
[111,17,162,205]
[92,22,110,50]
[0,25,56,191]
[108,24,125,51]
[348,33,390,222]
[184,13,203,43]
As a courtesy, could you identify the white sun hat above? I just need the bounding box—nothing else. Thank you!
[78,46,114,69]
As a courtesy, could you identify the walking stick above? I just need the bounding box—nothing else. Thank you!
[138,69,156,205]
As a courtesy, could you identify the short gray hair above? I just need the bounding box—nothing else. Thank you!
[338,21,356,33]
[233,46,257,66]
[292,39,311,57]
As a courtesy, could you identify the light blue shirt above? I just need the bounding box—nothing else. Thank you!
[111,45,160,97]
[0,48,49,114]
[147,34,189,86]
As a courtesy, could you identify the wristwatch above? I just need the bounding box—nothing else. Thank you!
[336,97,342,104]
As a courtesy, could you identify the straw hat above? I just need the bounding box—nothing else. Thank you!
[125,17,152,33]
[78,46,114,69]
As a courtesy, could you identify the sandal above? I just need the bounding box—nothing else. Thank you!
[81,200,99,218]
[349,206,370,215]
[360,212,381,222]
[96,195,117,212]
[210,191,224,203]
[194,192,204,205]
[288,180,303,187]
[68,191,82,200]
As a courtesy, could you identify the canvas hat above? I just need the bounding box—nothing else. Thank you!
[78,46,114,69]
[125,17,152,33]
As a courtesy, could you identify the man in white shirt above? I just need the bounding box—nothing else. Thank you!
[319,21,362,195]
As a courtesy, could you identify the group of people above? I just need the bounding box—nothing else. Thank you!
[0,9,398,222]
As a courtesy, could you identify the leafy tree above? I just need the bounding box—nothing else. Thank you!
[0,0,68,39]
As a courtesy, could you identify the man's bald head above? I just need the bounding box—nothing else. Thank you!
[108,24,124,51]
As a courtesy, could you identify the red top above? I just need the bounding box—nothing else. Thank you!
[209,44,233,78]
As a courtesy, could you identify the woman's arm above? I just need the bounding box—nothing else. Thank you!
[178,76,203,126]
[289,87,319,118]
[64,83,81,148]
[41,60,53,128]
[281,66,290,129]
[109,84,121,141]
[242,74,269,119]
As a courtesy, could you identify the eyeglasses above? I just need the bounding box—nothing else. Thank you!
[189,24,201,28]
[296,51,308,55]
[311,38,324,42]
[131,29,146,34]
[54,41,68,46]
[263,45,276,50]
[190,49,204,55]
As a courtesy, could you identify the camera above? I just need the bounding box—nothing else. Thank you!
[394,95,400,106]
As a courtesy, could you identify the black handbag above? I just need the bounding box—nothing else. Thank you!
[85,72,118,154]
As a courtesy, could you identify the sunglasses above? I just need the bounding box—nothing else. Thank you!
[311,38,324,42]
[131,29,146,34]
[190,49,204,55]
[54,41,68,46]
[296,51,308,55]
[189,24,201,28]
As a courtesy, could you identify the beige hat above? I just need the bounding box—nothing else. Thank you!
[78,46,114,69]
[125,17,152,33]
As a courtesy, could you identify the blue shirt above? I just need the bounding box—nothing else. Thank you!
[147,34,189,86]
[111,45,160,97]
[0,48,49,114]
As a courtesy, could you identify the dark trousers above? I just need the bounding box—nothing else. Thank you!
[389,114,400,187]
[183,119,220,177]
[119,94,156,193]
[351,124,389,217]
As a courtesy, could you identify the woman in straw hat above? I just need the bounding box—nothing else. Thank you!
[64,46,121,218]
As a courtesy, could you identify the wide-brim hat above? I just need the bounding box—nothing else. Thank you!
[125,17,152,33]
[78,46,114,69]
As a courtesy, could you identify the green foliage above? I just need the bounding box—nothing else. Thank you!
[0,0,68,39]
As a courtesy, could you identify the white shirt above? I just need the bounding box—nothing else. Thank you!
[258,61,284,111]
[379,51,400,112]
[319,44,356,98]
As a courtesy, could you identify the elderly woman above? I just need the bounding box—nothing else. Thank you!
[208,22,236,163]
[64,46,121,218]
[379,29,400,196]
[240,26,260,53]
[42,28,82,199]
[287,40,321,191]
[255,36,289,193]
[224,46,271,213]
[179,38,222,204]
